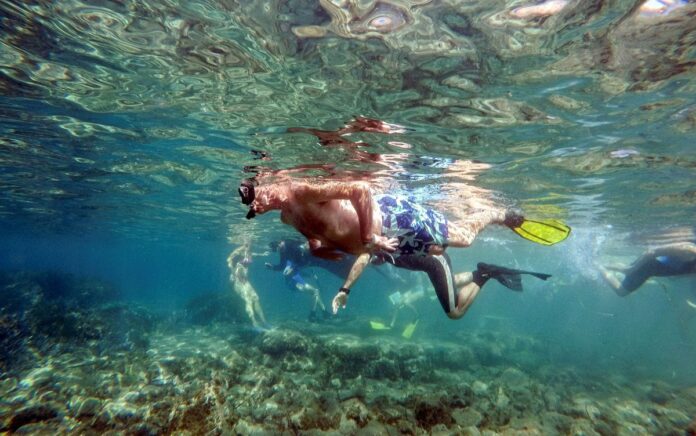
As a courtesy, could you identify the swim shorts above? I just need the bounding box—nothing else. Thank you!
[376,194,449,257]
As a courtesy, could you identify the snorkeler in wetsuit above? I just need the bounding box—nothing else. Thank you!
[266,239,356,319]
[266,239,356,282]
[599,241,696,296]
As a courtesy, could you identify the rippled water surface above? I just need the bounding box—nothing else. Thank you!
[2,0,695,240]
[1,1,696,432]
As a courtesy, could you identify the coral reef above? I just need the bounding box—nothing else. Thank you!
[0,320,693,434]
[0,271,155,374]
[1,270,694,434]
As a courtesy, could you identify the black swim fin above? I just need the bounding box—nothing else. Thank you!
[474,262,551,291]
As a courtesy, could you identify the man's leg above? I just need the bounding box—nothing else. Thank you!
[447,271,483,319]
[599,253,658,296]
[394,254,481,320]
[446,209,507,247]
[598,266,628,295]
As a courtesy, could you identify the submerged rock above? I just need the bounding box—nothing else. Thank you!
[413,398,453,430]
[0,293,694,436]
[7,403,60,432]
[452,408,483,427]
[259,329,314,357]
[74,397,102,418]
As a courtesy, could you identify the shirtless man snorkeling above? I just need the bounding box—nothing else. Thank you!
[238,177,536,319]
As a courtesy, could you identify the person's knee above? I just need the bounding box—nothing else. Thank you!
[614,287,634,297]
[446,310,463,320]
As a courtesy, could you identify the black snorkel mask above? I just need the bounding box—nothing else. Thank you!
[238,178,258,219]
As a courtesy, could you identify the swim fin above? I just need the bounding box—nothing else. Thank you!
[476,262,552,291]
[402,320,419,339]
[369,320,391,330]
[506,214,571,246]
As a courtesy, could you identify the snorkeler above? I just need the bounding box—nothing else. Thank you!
[267,238,395,319]
[266,239,335,318]
[227,242,269,329]
[238,178,568,318]
[370,275,430,338]
[598,241,696,297]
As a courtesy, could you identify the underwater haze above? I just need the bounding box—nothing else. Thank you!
[1,0,696,434]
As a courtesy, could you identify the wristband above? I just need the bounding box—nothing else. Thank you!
[339,287,350,295]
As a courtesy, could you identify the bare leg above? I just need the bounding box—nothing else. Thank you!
[240,287,259,327]
[252,294,267,326]
[390,307,399,328]
[598,265,630,296]
[313,288,326,312]
[447,209,507,247]
[455,271,474,287]
[437,270,482,319]
[447,282,483,320]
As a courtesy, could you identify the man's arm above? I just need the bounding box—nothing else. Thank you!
[266,249,289,271]
[266,261,284,271]
[332,252,371,314]
[294,181,397,252]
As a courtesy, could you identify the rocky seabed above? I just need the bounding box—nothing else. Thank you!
[1,324,695,435]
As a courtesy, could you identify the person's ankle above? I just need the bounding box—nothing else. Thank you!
[503,209,524,228]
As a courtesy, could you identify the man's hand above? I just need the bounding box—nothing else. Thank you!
[264,262,272,269]
[370,235,399,252]
[332,290,349,314]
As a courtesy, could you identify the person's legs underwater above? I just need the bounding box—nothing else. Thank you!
[393,255,551,319]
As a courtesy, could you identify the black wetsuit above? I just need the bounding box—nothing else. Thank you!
[269,240,355,288]
[621,255,696,294]
[268,240,311,272]
[382,254,550,315]
[390,253,459,315]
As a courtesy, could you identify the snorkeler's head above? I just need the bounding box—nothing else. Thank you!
[239,178,257,205]
[239,178,258,219]
[269,240,285,252]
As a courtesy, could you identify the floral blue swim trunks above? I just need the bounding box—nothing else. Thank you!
[376,194,449,257]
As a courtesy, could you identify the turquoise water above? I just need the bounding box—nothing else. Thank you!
[1,0,695,433]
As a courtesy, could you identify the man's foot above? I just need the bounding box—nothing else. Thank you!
[503,210,525,228]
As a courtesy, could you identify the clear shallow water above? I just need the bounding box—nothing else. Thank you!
[1,0,696,433]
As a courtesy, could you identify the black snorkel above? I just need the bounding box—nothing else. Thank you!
[238,178,258,220]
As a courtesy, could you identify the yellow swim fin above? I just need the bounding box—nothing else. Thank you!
[370,321,391,330]
[401,320,419,339]
[510,219,571,246]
